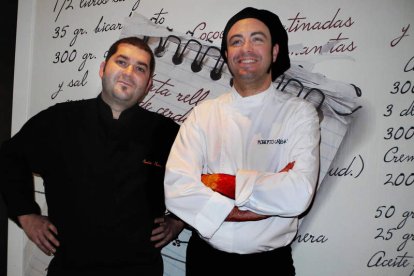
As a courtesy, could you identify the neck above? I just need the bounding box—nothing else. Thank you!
[233,78,272,97]
[100,92,131,119]
[110,108,122,120]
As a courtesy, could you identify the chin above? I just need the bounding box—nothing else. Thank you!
[238,73,257,80]
[112,91,131,101]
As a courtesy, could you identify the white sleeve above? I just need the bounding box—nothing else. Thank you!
[235,103,321,217]
[164,107,234,239]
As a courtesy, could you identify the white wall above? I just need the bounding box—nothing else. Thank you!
[9,0,414,275]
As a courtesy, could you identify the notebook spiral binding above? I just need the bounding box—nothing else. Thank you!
[143,36,361,115]
[145,35,225,81]
[275,75,362,115]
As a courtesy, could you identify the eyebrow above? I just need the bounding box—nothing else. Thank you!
[228,31,269,41]
[251,31,268,38]
[116,54,149,69]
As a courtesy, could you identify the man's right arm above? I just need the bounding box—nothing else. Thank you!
[18,214,59,256]
[202,162,297,222]
[225,207,269,222]
[0,137,41,221]
[0,107,58,219]
[0,108,57,255]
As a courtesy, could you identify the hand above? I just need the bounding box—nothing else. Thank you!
[150,215,185,248]
[200,162,294,200]
[201,173,235,199]
[17,214,59,256]
[279,161,295,173]
[225,207,269,222]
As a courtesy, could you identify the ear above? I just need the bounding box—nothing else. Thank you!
[272,44,279,63]
[99,61,106,78]
[145,77,153,95]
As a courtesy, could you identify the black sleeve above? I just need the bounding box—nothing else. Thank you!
[0,107,57,221]
[146,116,179,218]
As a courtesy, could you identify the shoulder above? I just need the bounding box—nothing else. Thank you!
[190,91,231,116]
[24,99,100,134]
[137,106,179,135]
[22,99,91,125]
[273,89,318,115]
[52,98,96,112]
[38,98,96,117]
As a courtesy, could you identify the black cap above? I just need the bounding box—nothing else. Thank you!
[220,7,290,81]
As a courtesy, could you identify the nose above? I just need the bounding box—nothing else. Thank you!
[123,64,134,75]
[242,40,253,52]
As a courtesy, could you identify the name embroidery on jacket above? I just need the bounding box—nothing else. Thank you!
[257,139,288,145]
[143,159,162,167]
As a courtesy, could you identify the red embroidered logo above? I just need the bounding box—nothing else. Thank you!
[143,159,162,168]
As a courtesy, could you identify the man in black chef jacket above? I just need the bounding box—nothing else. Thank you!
[0,36,184,276]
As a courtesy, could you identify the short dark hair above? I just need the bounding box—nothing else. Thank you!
[105,36,155,75]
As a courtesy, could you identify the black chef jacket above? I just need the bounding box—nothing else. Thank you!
[0,95,179,274]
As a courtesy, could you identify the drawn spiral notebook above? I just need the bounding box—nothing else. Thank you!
[26,12,361,276]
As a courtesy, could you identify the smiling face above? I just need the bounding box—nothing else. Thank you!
[225,18,279,95]
[99,43,152,118]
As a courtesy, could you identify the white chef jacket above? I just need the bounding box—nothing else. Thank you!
[164,84,320,254]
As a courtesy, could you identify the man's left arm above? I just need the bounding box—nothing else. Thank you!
[150,214,185,248]
[150,118,185,248]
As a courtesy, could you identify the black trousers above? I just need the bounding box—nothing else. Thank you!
[186,233,295,276]
[46,254,163,276]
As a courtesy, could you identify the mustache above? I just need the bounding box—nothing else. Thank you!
[117,74,134,86]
